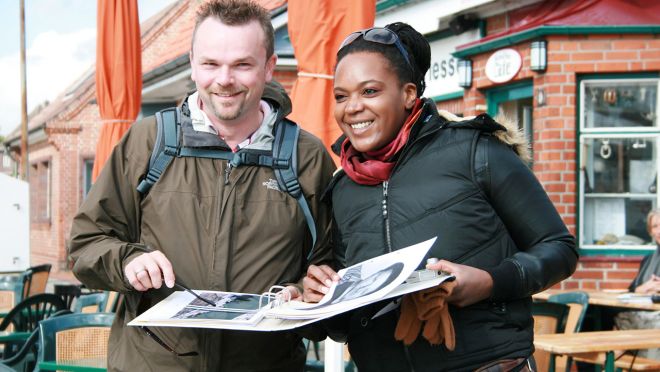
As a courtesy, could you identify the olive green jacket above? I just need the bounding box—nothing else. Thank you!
[68,83,335,371]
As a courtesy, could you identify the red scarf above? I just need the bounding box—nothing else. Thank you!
[341,99,423,185]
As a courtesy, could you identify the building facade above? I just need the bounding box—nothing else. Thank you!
[4,0,660,289]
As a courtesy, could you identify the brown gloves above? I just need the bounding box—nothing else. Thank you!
[394,281,456,350]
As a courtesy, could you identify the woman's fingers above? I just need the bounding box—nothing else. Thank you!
[303,264,340,302]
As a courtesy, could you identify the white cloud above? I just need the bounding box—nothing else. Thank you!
[0,28,95,136]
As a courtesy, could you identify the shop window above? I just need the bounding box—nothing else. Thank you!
[579,77,659,251]
[30,160,51,223]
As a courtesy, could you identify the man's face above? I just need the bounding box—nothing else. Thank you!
[190,18,276,125]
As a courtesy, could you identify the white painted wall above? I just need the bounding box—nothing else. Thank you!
[0,173,29,272]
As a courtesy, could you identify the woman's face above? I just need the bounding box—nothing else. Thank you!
[333,52,417,153]
[651,215,660,244]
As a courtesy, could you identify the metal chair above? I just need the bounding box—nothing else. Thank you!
[37,312,114,371]
[532,301,570,372]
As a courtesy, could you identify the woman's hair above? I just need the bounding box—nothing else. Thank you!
[336,22,431,97]
[646,208,660,237]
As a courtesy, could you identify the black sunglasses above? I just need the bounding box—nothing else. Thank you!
[338,27,413,69]
[140,326,198,357]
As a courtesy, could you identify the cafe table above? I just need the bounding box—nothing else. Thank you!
[38,357,106,372]
[534,329,660,372]
[533,289,660,311]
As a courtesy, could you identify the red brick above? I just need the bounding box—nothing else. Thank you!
[611,40,647,50]
[564,281,581,290]
[606,271,637,280]
[617,262,643,270]
[605,51,639,60]
[600,281,629,291]
[571,270,604,280]
[563,63,596,73]
[644,61,660,70]
[595,62,630,71]
[581,261,614,269]
[580,41,612,50]
[570,52,604,61]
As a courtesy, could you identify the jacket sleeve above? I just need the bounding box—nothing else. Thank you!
[477,135,578,301]
[68,120,154,292]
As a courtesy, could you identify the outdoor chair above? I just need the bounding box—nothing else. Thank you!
[547,291,589,371]
[0,309,71,372]
[53,284,82,310]
[36,312,114,372]
[532,301,569,372]
[0,293,67,359]
[17,264,52,303]
[72,293,108,313]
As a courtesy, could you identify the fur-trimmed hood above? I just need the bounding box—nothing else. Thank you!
[438,109,532,164]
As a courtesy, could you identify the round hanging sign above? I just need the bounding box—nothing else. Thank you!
[485,48,522,83]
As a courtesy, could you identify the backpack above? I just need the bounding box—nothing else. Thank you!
[136,108,318,254]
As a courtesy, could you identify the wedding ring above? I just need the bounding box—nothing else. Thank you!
[135,269,147,276]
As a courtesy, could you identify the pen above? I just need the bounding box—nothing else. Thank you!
[173,281,216,306]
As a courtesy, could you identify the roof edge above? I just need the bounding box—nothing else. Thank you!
[453,25,660,58]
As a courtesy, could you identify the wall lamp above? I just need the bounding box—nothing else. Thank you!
[457,59,472,88]
[530,40,547,72]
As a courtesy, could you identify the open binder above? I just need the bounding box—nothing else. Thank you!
[128,237,455,332]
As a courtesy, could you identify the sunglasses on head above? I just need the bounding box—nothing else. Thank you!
[338,27,413,69]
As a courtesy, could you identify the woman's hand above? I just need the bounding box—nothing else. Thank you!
[426,259,493,307]
[302,264,341,303]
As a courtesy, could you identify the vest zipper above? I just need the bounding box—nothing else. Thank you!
[382,181,392,252]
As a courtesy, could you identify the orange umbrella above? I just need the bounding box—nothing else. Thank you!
[92,0,142,181]
[287,0,375,158]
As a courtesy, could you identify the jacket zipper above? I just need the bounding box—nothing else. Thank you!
[382,181,392,253]
[224,163,233,185]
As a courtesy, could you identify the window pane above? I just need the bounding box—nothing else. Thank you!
[583,80,657,129]
[583,196,655,246]
[583,137,656,194]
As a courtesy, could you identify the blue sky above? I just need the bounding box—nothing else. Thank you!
[0,0,176,135]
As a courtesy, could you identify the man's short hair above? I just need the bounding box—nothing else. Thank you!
[192,0,275,58]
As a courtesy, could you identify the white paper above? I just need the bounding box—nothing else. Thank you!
[129,237,455,331]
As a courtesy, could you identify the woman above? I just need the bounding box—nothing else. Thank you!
[628,209,660,294]
[614,209,660,360]
[302,23,578,371]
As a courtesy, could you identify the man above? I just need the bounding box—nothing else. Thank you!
[68,1,335,370]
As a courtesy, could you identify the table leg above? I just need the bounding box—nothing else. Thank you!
[604,351,614,372]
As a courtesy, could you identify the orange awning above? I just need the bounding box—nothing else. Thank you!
[92,0,142,181]
[287,0,376,158]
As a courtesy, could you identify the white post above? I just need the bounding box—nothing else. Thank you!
[324,337,344,372]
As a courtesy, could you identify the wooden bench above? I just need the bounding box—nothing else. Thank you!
[573,352,660,371]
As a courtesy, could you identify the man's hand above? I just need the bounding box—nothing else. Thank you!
[426,259,493,307]
[124,251,175,291]
[302,264,340,303]
[635,274,660,294]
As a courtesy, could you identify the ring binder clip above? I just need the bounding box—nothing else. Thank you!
[258,285,292,309]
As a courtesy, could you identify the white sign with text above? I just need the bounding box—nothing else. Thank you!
[485,48,522,84]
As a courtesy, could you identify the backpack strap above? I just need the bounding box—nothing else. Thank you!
[137,108,180,194]
[137,110,317,257]
[272,119,317,258]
